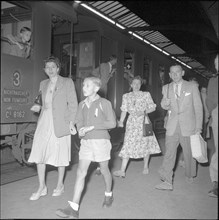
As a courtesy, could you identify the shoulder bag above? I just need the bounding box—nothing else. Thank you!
[34,91,42,106]
[143,112,153,137]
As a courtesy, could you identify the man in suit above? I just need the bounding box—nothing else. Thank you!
[155,64,203,190]
[206,54,218,198]
[92,55,117,98]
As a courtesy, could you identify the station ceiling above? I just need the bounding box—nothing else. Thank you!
[76,1,218,79]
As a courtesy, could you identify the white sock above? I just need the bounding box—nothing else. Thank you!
[68,201,79,211]
[105,191,112,197]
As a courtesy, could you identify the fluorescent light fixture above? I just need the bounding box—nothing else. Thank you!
[186,65,192,69]
[143,39,150,44]
[150,44,162,52]
[128,31,133,35]
[176,60,192,69]
[162,50,170,56]
[116,23,125,29]
[176,58,182,63]
[74,1,81,3]
[132,33,143,40]
[171,56,177,60]
[81,3,115,24]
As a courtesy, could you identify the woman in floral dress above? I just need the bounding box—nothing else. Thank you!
[113,76,161,177]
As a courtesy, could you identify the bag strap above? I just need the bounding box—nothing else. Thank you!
[144,111,151,124]
[98,97,103,112]
[167,83,170,99]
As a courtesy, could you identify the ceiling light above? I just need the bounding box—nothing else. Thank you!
[81,3,115,24]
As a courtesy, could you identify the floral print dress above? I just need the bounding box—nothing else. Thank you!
[119,91,161,158]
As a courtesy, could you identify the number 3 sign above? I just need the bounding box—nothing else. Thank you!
[13,71,21,87]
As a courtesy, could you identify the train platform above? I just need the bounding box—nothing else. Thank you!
[1,135,218,219]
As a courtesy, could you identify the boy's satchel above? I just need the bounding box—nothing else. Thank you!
[98,98,117,124]
[143,112,153,137]
[34,91,42,106]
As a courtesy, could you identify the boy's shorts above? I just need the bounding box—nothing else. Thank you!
[79,139,112,162]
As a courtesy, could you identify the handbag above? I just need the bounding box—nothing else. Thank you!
[34,91,42,106]
[190,134,208,163]
[143,112,153,137]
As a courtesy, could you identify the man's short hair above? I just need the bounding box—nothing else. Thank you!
[170,63,183,71]
[84,76,102,89]
[20,27,31,33]
[109,55,117,61]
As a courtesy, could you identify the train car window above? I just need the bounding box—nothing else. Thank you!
[142,57,152,91]
[158,64,166,87]
[1,1,32,59]
[124,50,134,92]
[61,42,78,80]
[51,14,77,80]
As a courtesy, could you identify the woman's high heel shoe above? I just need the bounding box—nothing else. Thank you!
[113,170,126,178]
[29,187,47,201]
[52,185,64,197]
[142,168,149,175]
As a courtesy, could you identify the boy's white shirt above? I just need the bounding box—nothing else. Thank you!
[80,94,100,135]
[83,94,100,108]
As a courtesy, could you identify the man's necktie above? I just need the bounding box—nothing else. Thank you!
[175,84,180,99]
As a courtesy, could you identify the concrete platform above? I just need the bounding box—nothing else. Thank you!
[1,137,218,219]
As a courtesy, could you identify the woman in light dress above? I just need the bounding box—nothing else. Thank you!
[28,56,78,200]
[113,76,161,178]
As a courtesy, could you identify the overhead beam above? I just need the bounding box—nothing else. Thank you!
[127,23,218,44]
[174,50,218,58]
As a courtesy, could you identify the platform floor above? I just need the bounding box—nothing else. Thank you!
[1,135,218,219]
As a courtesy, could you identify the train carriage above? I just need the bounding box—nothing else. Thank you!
[1,1,77,164]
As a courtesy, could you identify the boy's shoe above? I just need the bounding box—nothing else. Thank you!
[56,205,79,219]
[102,195,114,208]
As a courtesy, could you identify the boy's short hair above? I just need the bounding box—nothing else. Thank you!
[20,27,31,33]
[85,76,102,89]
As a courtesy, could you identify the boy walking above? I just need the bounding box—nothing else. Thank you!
[56,77,116,219]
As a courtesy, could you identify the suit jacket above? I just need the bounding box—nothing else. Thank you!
[92,62,111,92]
[206,75,218,115]
[161,80,203,136]
[38,75,78,138]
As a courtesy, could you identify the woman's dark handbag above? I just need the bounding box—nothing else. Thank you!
[143,113,153,137]
[34,92,42,106]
